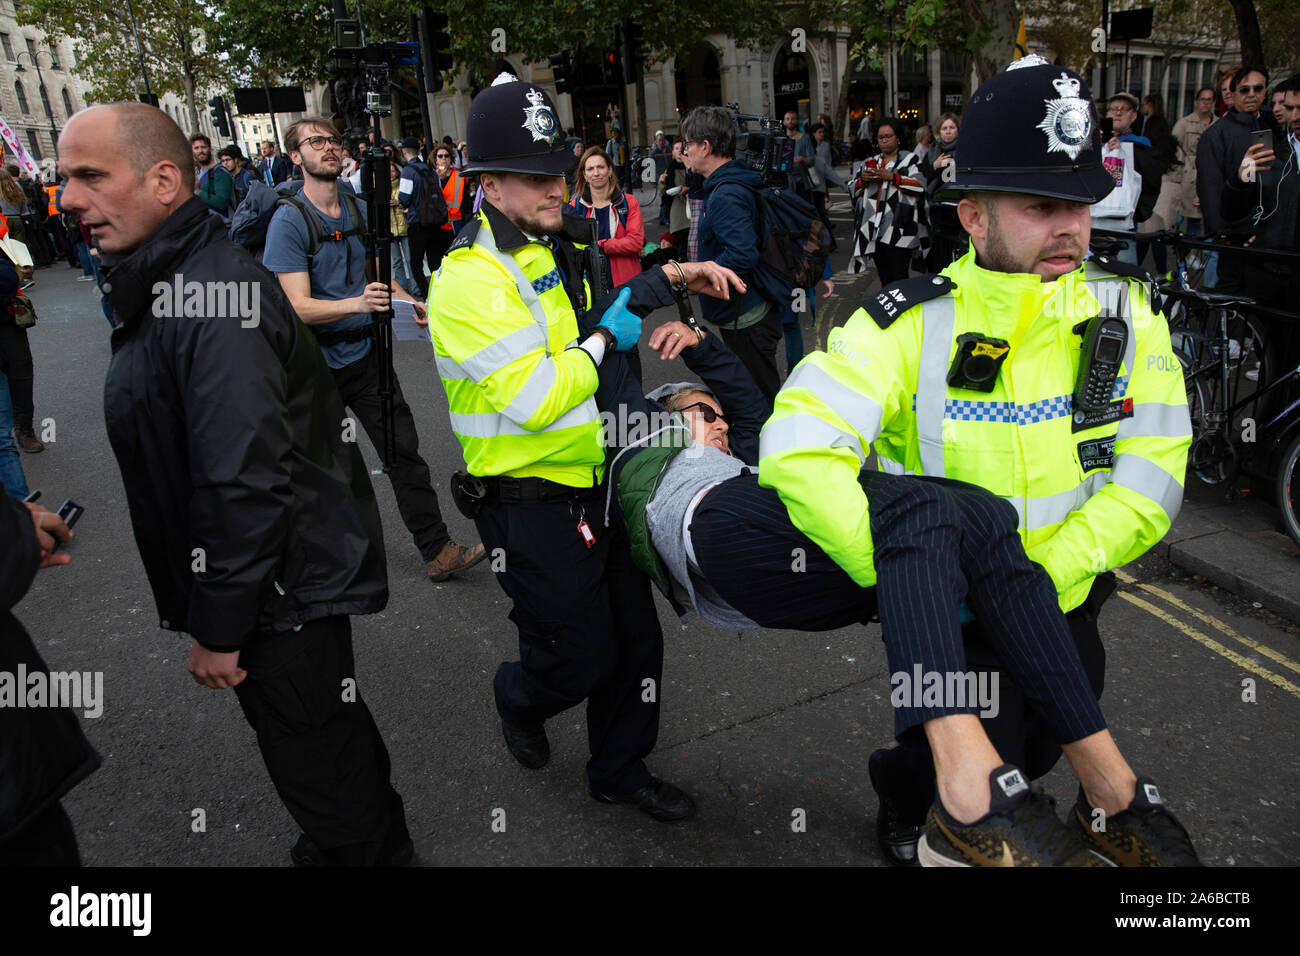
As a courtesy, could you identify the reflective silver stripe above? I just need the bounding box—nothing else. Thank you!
[916,297,955,477]
[1109,453,1184,522]
[1117,401,1192,440]
[436,353,467,379]
[438,325,548,382]
[783,361,885,444]
[500,361,558,425]
[761,414,865,463]
[450,397,599,438]
[478,232,553,338]
[1009,471,1109,531]
[877,457,911,476]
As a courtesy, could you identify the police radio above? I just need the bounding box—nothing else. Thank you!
[1074,314,1128,411]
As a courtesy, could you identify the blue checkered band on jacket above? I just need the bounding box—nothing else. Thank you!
[531,269,563,296]
[907,376,1130,424]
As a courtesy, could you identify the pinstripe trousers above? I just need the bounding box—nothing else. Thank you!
[689,470,1107,746]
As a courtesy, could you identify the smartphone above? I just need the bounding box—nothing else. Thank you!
[54,498,85,548]
[1100,116,1114,141]
[1250,128,1274,153]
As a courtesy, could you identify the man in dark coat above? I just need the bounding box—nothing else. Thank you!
[58,101,411,866]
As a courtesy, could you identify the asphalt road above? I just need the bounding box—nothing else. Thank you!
[12,195,1298,867]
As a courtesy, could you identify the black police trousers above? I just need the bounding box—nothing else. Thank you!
[331,347,451,563]
[233,615,411,865]
[475,494,664,795]
[691,471,1106,743]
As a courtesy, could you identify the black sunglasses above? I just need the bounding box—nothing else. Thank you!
[1236,84,1266,94]
[678,401,726,424]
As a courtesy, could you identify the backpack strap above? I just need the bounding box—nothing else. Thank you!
[278,193,367,284]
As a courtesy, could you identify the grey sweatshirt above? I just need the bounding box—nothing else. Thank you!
[644,443,762,631]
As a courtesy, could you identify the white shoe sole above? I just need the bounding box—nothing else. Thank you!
[916,834,970,867]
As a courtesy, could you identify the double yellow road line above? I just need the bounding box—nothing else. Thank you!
[1113,569,1300,699]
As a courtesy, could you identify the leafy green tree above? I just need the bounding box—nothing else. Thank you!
[18,0,224,130]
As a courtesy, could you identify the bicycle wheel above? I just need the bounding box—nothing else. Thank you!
[1228,311,1271,436]
[1278,432,1300,548]
[1178,345,1209,439]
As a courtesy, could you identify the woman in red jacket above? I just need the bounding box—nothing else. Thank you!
[569,146,644,289]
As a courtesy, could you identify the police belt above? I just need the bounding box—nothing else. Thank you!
[482,475,601,504]
[310,322,374,347]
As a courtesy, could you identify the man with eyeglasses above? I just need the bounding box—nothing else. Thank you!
[264,117,487,585]
[682,105,785,408]
[1221,75,1300,416]
[1197,66,1276,292]
[1089,93,1166,265]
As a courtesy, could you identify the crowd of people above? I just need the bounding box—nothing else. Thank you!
[13,51,1300,868]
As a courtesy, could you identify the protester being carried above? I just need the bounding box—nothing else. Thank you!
[594,310,1198,867]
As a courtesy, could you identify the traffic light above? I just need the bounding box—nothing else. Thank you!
[602,50,617,86]
[419,7,453,93]
[549,52,571,96]
[208,96,230,138]
[619,20,643,85]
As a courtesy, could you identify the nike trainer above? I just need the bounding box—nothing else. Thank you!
[918,764,1109,867]
[1073,779,1201,866]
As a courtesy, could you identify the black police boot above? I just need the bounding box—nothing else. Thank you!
[869,748,927,866]
[290,832,415,867]
[590,776,697,823]
[501,718,550,770]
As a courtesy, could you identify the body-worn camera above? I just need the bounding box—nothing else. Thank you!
[947,333,1011,392]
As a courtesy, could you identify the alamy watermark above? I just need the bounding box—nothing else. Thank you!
[0,665,103,718]
[890,665,1000,718]
[152,273,260,328]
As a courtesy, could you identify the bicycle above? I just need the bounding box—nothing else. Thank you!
[1089,227,1300,547]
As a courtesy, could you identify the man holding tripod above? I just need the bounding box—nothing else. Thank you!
[264,117,486,582]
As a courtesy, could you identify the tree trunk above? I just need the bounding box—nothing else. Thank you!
[1224,0,1264,66]
[957,0,1021,89]
[181,67,197,133]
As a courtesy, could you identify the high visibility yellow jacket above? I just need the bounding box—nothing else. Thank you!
[429,202,604,486]
[759,249,1191,612]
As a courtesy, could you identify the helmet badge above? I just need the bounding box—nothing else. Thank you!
[1036,73,1093,161]
[521,88,559,144]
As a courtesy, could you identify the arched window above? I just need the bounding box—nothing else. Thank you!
[14,81,28,114]
[27,130,41,161]
[39,83,51,117]
[61,88,72,116]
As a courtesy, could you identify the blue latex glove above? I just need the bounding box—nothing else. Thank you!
[958,601,975,625]
[596,287,640,351]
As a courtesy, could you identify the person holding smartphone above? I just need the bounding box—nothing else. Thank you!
[0,483,100,865]
[1196,65,1277,291]
[1222,75,1300,414]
